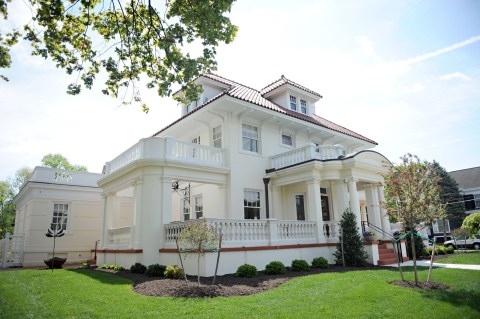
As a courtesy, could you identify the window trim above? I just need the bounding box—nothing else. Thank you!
[289,95,297,111]
[241,123,260,154]
[181,198,190,221]
[212,125,222,148]
[281,132,294,147]
[300,99,307,114]
[243,189,261,219]
[51,202,70,233]
[193,194,203,219]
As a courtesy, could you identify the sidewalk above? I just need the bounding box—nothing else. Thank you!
[385,259,480,270]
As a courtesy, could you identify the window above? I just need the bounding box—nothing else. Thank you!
[300,99,307,114]
[52,203,69,231]
[182,199,190,221]
[212,126,222,148]
[194,195,203,219]
[289,95,297,111]
[191,136,200,157]
[295,194,305,220]
[432,219,450,234]
[281,133,293,147]
[464,194,480,210]
[244,190,261,219]
[242,124,259,153]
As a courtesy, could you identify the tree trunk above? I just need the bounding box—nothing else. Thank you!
[411,232,418,285]
[197,244,201,286]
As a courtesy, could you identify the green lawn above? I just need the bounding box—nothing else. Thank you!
[435,250,480,265]
[0,267,479,319]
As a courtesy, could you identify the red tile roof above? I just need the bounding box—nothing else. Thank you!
[261,75,323,98]
[154,72,376,145]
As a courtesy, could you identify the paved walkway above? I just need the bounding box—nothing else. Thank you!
[385,260,480,270]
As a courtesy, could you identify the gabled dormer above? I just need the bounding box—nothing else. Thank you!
[179,70,233,116]
[260,75,322,116]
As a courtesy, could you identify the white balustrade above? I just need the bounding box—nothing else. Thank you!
[277,220,316,240]
[271,144,345,170]
[323,221,340,239]
[104,137,225,175]
[108,227,133,246]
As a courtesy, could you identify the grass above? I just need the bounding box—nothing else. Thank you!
[434,250,480,265]
[0,267,479,318]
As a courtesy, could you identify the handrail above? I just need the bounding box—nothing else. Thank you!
[362,221,394,240]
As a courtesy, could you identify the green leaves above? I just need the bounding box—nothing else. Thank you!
[1,0,238,111]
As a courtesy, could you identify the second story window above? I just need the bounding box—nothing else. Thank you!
[281,133,293,147]
[212,126,222,148]
[242,124,259,153]
[290,95,297,111]
[300,99,307,114]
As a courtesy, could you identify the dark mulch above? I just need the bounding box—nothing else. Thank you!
[391,280,450,290]
[101,265,392,298]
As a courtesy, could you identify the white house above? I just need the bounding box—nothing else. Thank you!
[450,167,480,215]
[97,71,403,276]
[11,167,103,267]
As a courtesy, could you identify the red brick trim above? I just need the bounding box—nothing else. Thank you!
[159,243,335,253]
[95,249,143,253]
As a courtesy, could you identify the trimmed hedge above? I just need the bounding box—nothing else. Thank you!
[130,263,147,274]
[145,264,167,277]
[311,257,329,269]
[291,259,309,271]
[264,261,286,275]
[236,264,258,278]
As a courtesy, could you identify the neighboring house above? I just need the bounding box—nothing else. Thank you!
[97,71,402,275]
[12,167,103,267]
[449,166,480,215]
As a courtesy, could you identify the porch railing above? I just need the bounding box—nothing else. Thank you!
[270,144,345,170]
[104,137,226,175]
[322,221,340,239]
[165,218,322,246]
[108,227,133,247]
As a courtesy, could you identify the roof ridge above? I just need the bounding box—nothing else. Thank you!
[205,72,262,94]
[260,76,286,94]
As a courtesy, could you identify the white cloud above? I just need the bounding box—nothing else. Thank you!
[439,72,471,82]
[356,35,375,56]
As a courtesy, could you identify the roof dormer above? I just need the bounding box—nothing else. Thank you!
[261,75,322,116]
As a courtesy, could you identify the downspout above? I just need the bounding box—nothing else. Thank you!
[263,177,271,219]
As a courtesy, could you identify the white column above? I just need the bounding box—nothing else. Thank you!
[307,178,325,242]
[132,179,143,248]
[333,180,349,221]
[377,186,391,235]
[365,185,382,229]
[271,186,283,220]
[102,193,115,248]
[348,178,363,234]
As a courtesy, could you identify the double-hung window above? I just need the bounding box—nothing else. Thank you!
[194,195,203,219]
[290,95,297,111]
[300,99,307,114]
[244,190,261,219]
[52,203,69,231]
[242,124,259,153]
[182,198,190,221]
[281,133,293,147]
[212,126,222,148]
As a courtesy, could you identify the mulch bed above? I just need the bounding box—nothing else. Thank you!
[100,265,394,298]
[391,281,450,290]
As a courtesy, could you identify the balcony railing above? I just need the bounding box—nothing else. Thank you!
[104,137,226,175]
[107,227,133,248]
[270,144,345,170]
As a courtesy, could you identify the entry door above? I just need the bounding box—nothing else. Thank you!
[295,194,306,220]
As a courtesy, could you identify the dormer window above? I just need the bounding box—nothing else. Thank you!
[300,99,307,114]
[289,95,297,111]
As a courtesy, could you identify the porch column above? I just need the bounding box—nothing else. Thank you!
[132,179,143,248]
[271,186,283,219]
[377,186,392,235]
[102,192,115,248]
[307,178,325,242]
[333,180,349,220]
[348,178,363,234]
[365,185,382,231]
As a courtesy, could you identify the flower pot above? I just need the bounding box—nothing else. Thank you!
[364,235,376,241]
[44,257,67,269]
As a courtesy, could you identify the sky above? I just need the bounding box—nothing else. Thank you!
[1,0,479,181]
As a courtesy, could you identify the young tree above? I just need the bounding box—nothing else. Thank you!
[41,153,87,172]
[177,220,221,286]
[0,181,15,239]
[432,161,465,231]
[462,212,480,235]
[333,208,368,267]
[0,0,238,110]
[383,154,445,284]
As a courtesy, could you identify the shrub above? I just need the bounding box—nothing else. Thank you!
[423,249,432,257]
[311,257,329,269]
[291,259,309,272]
[164,265,184,279]
[333,208,368,266]
[98,264,123,270]
[435,246,446,255]
[130,262,147,274]
[445,246,454,254]
[264,261,286,275]
[235,264,257,278]
[145,264,166,277]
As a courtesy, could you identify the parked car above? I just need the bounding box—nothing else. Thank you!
[444,236,480,250]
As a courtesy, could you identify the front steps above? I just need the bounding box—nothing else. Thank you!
[378,243,409,265]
